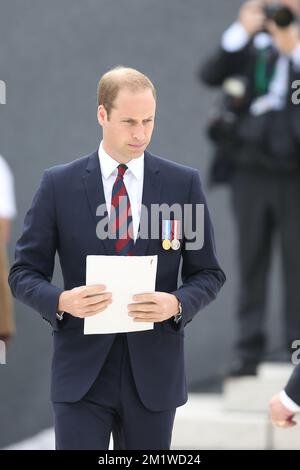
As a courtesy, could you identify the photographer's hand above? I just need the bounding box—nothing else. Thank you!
[238,0,266,36]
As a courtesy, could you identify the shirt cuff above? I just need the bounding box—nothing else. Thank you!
[280,390,300,413]
[221,22,250,52]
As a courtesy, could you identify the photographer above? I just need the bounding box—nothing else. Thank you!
[199,0,300,376]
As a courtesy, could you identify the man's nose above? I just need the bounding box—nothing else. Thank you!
[132,124,146,141]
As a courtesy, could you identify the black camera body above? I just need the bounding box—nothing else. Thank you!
[207,76,250,143]
[264,4,295,28]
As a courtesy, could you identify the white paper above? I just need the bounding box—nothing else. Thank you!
[84,255,158,334]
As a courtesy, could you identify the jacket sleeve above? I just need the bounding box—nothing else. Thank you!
[8,170,64,330]
[285,362,300,407]
[199,44,251,87]
[171,170,226,331]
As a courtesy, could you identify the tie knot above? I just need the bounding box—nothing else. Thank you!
[117,164,128,178]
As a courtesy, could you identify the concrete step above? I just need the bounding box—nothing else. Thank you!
[172,394,268,449]
[223,362,294,412]
[4,428,55,450]
[172,392,300,450]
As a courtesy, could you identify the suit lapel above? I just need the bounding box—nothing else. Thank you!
[82,150,116,255]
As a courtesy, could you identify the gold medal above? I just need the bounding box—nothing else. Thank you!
[162,239,171,250]
[171,238,180,250]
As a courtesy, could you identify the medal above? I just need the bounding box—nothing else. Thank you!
[171,239,180,250]
[171,220,181,250]
[162,220,171,250]
[162,239,171,250]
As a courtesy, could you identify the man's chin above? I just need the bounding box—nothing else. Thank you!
[127,144,146,156]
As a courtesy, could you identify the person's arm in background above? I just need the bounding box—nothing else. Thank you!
[0,219,14,343]
[0,218,12,245]
[199,0,265,86]
[0,156,17,343]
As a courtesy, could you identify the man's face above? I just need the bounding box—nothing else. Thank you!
[98,87,156,162]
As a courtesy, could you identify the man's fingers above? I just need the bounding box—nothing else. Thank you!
[129,311,160,320]
[128,302,157,313]
[81,284,107,296]
[82,300,112,316]
[133,317,160,323]
[83,292,112,307]
[132,293,157,303]
[272,418,297,428]
[86,299,112,313]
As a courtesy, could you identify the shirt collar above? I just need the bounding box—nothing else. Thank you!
[98,141,144,180]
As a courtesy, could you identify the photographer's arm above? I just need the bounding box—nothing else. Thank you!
[199,0,264,86]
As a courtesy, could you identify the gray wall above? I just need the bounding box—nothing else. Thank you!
[0,0,283,447]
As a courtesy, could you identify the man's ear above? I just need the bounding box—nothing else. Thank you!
[97,105,107,127]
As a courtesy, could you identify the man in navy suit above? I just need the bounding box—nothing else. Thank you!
[9,66,225,450]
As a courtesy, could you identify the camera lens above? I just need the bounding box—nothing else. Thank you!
[264,5,295,28]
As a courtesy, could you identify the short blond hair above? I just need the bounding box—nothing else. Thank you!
[97,66,157,118]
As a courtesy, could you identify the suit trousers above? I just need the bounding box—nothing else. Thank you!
[53,334,176,450]
[231,168,300,362]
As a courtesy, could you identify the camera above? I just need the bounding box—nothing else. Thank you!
[207,76,250,143]
[264,4,295,28]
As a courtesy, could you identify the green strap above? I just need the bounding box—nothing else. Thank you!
[254,48,275,96]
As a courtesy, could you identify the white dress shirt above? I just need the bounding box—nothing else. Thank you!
[0,155,17,219]
[98,141,144,242]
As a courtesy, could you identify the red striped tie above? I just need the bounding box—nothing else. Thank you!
[110,164,134,255]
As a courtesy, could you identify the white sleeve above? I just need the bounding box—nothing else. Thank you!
[279,390,300,413]
[0,155,17,219]
[221,22,250,52]
[290,43,300,71]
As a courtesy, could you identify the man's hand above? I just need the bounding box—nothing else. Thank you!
[267,22,300,54]
[238,0,266,36]
[269,393,297,428]
[58,284,112,318]
[128,292,180,323]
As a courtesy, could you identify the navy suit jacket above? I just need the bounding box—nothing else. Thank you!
[285,363,300,407]
[9,150,225,411]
